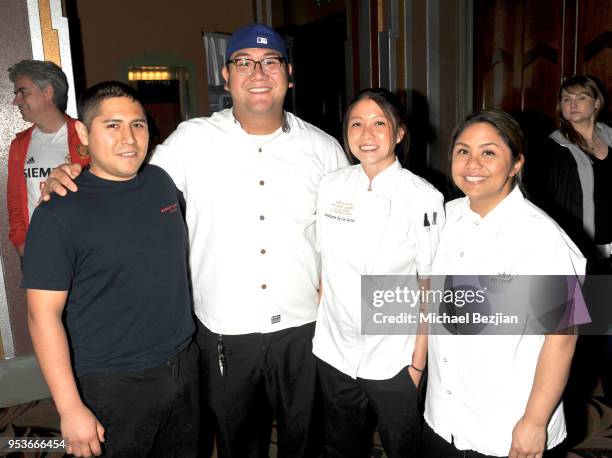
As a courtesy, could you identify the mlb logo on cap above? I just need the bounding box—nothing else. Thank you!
[226,23,289,61]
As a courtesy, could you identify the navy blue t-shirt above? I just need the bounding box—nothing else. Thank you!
[22,165,194,377]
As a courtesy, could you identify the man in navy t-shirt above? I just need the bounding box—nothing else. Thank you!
[22,81,197,458]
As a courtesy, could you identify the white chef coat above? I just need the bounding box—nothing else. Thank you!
[151,109,348,334]
[312,160,444,379]
[425,186,586,456]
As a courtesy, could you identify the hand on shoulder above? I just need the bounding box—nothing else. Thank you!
[39,163,83,203]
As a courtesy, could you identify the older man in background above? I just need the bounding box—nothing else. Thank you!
[7,60,89,259]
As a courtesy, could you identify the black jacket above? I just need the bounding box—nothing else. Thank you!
[524,137,597,263]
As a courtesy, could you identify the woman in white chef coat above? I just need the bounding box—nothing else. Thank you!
[312,88,444,458]
[424,111,585,458]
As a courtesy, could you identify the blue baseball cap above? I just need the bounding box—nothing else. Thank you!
[225,23,288,62]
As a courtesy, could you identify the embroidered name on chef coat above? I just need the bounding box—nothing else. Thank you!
[325,200,356,223]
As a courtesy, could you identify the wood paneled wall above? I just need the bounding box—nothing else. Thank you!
[475,0,611,121]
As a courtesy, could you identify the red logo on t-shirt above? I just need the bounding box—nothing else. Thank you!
[160,203,178,213]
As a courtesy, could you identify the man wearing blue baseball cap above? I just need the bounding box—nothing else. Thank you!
[42,23,348,457]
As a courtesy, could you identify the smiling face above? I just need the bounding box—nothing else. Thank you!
[451,122,523,217]
[12,75,55,124]
[559,86,600,127]
[75,96,148,181]
[347,97,404,179]
[222,48,292,122]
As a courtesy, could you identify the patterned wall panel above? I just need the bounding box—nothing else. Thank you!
[577,0,612,108]
[475,0,517,110]
[475,0,611,122]
[0,0,75,359]
[0,0,33,360]
[521,0,564,118]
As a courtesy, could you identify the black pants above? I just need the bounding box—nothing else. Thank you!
[422,422,567,458]
[317,358,421,458]
[78,342,199,458]
[196,321,321,458]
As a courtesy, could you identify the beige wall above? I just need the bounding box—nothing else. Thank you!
[74,0,255,116]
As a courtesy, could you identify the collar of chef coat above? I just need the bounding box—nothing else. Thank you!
[229,109,291,133]
[355,158,403,197]
[448,185,524,233]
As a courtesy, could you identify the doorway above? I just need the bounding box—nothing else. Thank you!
[128,67,190,148]
[284,11,347,143]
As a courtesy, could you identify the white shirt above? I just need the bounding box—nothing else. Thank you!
[26,123,68,218]
[151,109,348,334]
[425,186,586,456]
[312,160,444,379]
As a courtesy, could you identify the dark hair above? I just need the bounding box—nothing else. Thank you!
[557,75,607,152]
[78,81,144,129]
[342,88,410,164]
[450,110,525,187]
[8,60,69,112]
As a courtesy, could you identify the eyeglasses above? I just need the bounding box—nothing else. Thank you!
[226,56,285,76]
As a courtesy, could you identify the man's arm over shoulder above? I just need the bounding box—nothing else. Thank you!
[150,119,207,192]
[37,117,87,202]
